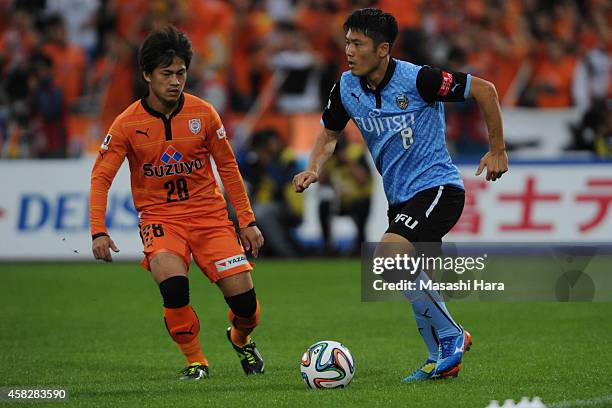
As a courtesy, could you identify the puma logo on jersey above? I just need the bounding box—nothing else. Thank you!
[351,92,361,102]
[136,128,149,137]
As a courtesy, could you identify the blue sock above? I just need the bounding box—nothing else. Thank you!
[412,306,439,361]
[404,270,462,340]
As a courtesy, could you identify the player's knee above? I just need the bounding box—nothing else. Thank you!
[374,234,415,260]
[225,288,258,317]
[225,288,259,329]
[160,276,198,344]
[375,234,419,283]
[159,275,189,308]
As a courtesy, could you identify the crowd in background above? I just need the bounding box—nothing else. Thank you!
[0,0,610,159]
[0,0,610,256]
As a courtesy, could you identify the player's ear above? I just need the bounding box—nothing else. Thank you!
[142,71,151,83]
[378,42,390,58]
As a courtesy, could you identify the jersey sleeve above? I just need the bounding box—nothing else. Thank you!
[205,107,256,229]
[321,80,350,131]
[89,120,129,238]
[416,66,472,103]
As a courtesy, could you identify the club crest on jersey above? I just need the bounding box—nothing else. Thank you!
[396,94,409,110]
[188,118,201,134]
[100,133,112,150]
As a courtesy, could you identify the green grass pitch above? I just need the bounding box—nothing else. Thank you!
[1,260,611,407]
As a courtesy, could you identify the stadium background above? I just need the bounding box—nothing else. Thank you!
[1,0,611,259]
[1,1,611,407]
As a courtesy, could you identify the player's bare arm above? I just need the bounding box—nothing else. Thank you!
[293,128,340,192]
[91,235,120,262]
[470,76,508,181]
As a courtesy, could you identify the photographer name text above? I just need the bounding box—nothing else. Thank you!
[372,279,505,292]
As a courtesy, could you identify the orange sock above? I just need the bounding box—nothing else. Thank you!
[229,300,260,347]
[164,305,208,365]
[177,337,207,366]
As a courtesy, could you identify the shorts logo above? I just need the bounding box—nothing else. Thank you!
[189,119,201,134]
[101,134,112,150]
[215,254,248,272]
[216,126,226,139]
[393,213,419,230]
[160,146,183,164]
[396,94,408,109]
[437,71,454,97]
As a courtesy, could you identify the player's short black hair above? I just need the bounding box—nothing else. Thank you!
[138,26,193,74]
[343,8,398,48]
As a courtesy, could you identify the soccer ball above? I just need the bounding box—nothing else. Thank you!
[300,340,355,389]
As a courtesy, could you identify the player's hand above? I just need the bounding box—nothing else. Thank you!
[92,235,120,262]
[240,225,264,258]
[476,148,508,181]
[293,171,319,193]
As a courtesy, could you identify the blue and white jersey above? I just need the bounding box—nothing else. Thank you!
[322,58,471,206]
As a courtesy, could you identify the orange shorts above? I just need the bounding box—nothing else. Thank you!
[139,217,252,282]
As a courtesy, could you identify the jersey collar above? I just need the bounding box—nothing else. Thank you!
[140,92,185,119]
[360,58,397,94]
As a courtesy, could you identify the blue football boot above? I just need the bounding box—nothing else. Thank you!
[402,359,437,382]
[433,328,473,378]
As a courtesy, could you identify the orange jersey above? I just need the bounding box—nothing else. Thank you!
[90,93,255,236]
